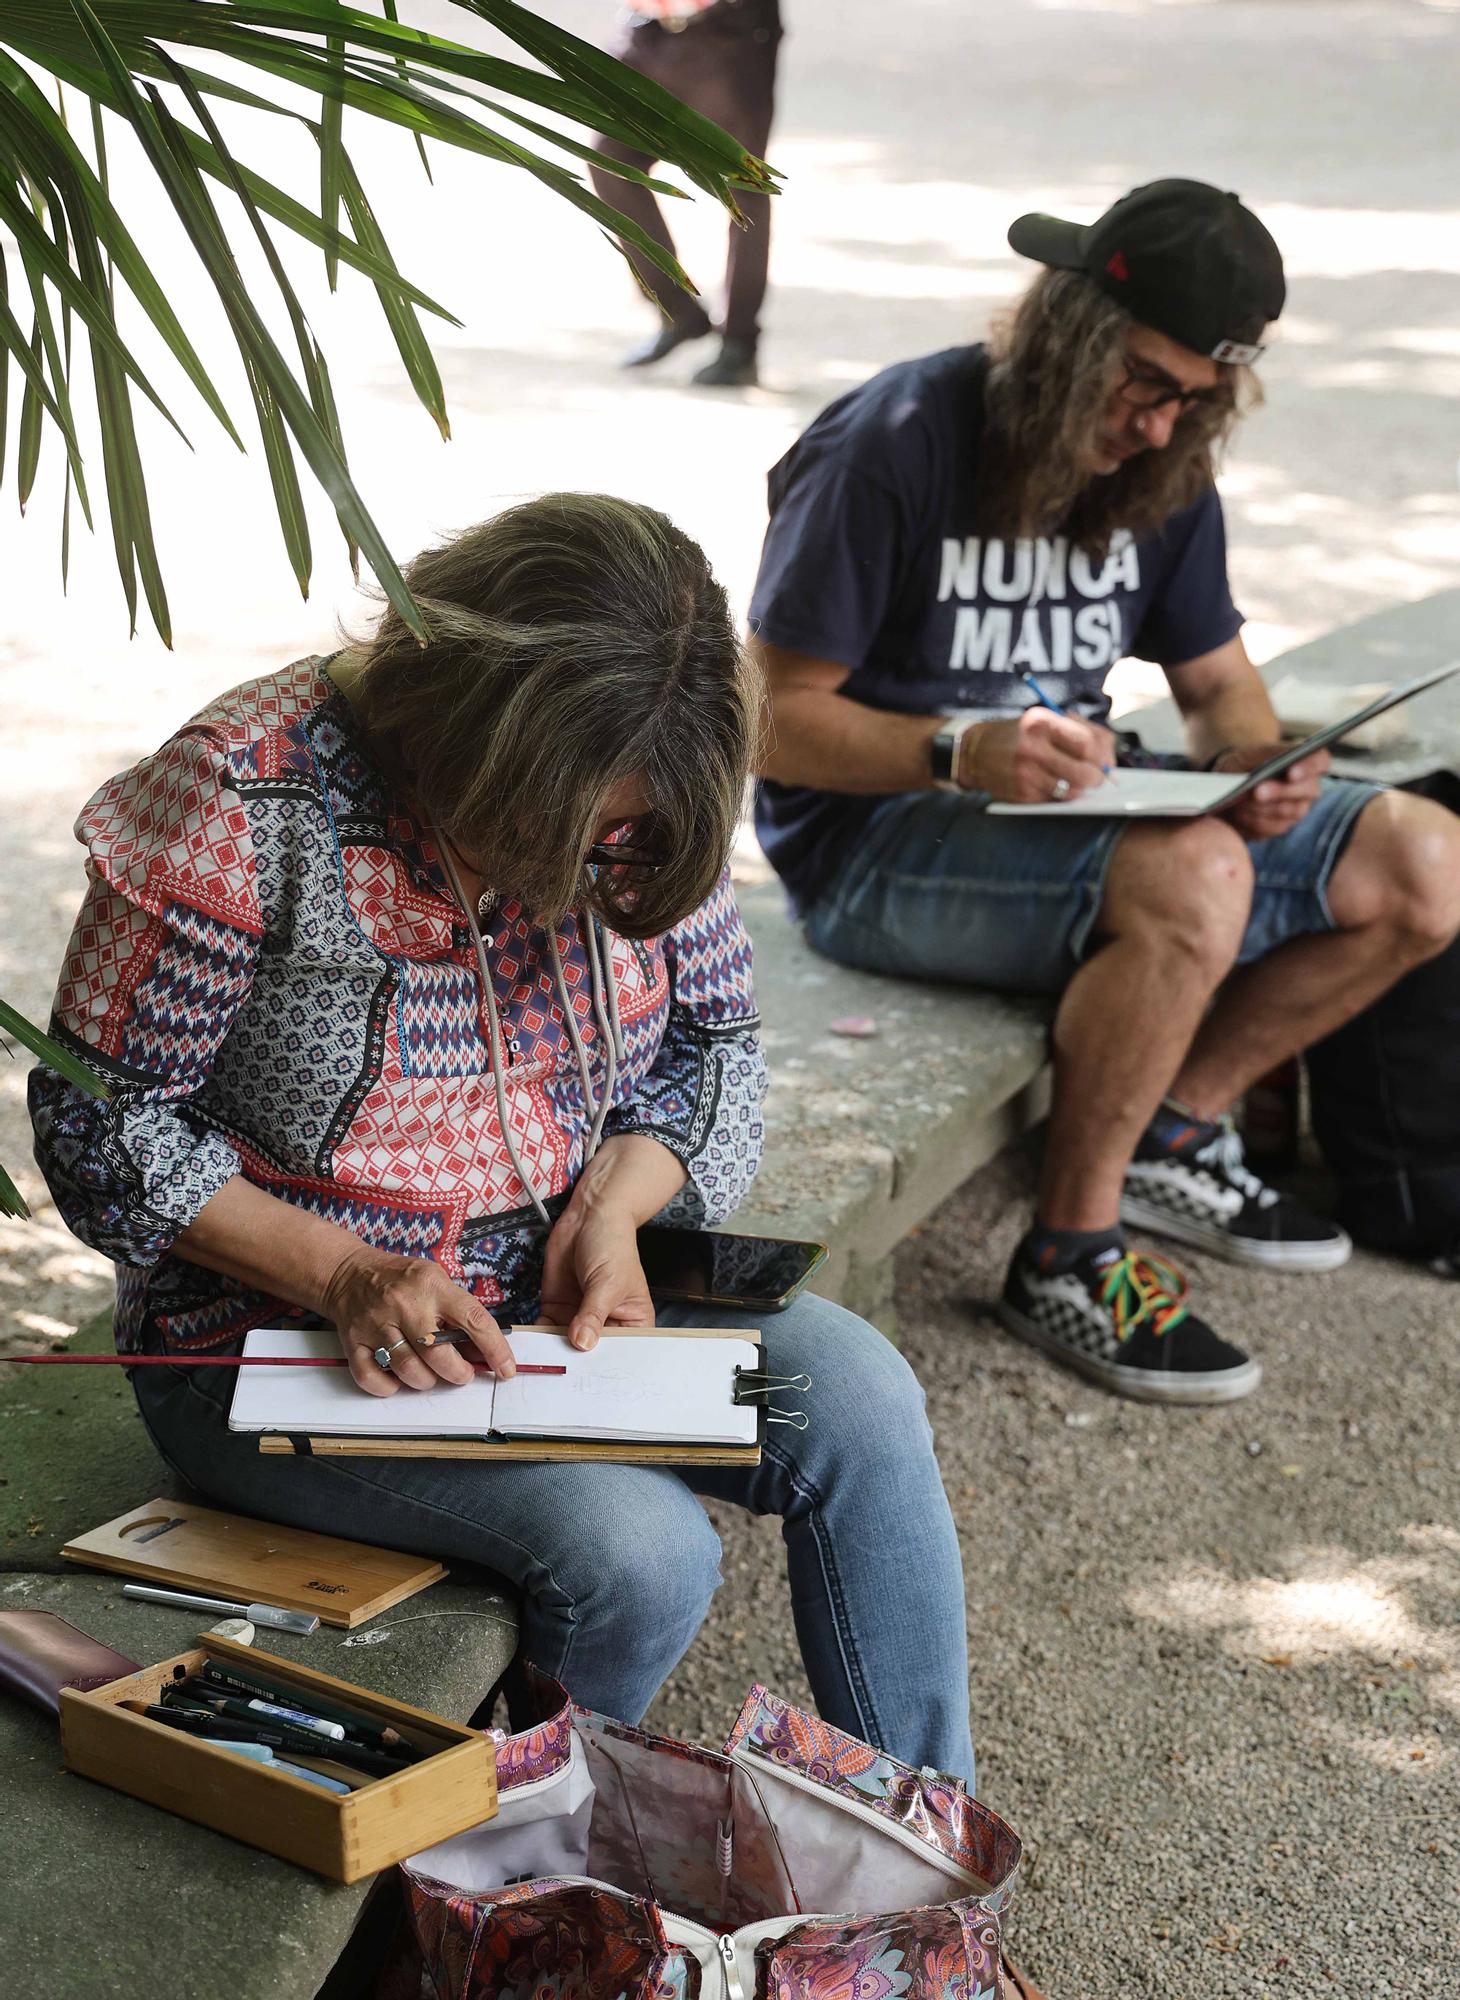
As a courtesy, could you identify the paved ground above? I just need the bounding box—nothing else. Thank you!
[2,0,1458,1991]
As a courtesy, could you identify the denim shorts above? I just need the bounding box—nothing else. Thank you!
[803,777,1383,996]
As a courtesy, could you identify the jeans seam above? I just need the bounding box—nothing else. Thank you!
[761,1436,885,1752]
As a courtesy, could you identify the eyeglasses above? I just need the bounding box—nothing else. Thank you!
[584,821,665,872]
[1116,357,1227,420]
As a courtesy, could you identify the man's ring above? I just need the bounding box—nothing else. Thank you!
[1051,776,1072,802]
[373,1336,410,1371]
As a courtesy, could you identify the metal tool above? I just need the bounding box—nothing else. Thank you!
[121,1582,320,1634]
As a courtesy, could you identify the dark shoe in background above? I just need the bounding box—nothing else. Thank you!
[691,336,759,387]
[622,312,712,369]
[1123,1115,1352,1273]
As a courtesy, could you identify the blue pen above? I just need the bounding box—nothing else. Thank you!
[1022,671,1067,716]
[212,1738,352,1793]
[1023,673,1114,776]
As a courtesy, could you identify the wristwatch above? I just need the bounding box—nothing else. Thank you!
[929,716,980,792]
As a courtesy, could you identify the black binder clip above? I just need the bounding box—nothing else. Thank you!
[732,1367,811,1430]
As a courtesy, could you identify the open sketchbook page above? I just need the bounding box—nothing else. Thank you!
[490,1330,761,1447]
[988,768,1238,818]
[228,1328,761,1446]
[229,1329,500,1437]
[991,658,1460,818]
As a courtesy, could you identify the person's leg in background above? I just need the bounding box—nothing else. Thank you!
[587,16,714,368]
[803,794,1268,1402]
[589,5,782,382]
[684,11,781,387]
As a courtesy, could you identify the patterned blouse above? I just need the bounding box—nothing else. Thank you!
[29,659,767,1355]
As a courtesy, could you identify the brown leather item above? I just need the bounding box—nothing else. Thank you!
[1001,1951,1051,2000]
[0,1610,139,1719]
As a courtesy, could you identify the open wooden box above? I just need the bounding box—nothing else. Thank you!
[59,1633,496,1882]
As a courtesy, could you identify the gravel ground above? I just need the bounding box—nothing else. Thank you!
[2,1,1458,1992]
[649,1143,1460,1994]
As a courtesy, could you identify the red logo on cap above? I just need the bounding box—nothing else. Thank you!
[1105,250,1129,281]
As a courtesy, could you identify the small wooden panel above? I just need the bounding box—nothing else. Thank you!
[260,1435,761,1464]
[60,1636,496,1883]
[61,1497,447,1628]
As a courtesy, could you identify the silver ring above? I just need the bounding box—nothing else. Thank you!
[1051,776,1072,802]
[373,1336,410,1372]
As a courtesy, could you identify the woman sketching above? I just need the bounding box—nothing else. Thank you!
[29,493,975,1789]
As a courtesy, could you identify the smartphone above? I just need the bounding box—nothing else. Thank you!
[636,1227,829,1313]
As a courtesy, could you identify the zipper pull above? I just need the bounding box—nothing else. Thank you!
[718,1934,749,2000]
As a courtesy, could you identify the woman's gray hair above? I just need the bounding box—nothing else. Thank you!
[350,493,762,940]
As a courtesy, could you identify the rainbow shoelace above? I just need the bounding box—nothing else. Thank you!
[1098,1250,1191,1342]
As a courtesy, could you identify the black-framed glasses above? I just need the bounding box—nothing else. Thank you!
[1117,357,1227,420]
[584,822,666,872]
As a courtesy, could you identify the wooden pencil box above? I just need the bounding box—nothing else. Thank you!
[59,1633,496,1881]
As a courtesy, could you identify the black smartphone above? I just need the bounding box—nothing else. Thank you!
[636,1227,829,1313]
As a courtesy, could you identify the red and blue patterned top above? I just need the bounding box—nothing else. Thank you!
[29,660,766,1355]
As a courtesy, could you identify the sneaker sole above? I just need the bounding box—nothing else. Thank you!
[996,1301,1263,1406]
[1119,1195,1353,1273]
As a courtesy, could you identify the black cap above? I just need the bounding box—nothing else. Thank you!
[1007,179,1285,365]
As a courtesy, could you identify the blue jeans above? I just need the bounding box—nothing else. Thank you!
[805,778,1382,993]
[132,1294,976,1786]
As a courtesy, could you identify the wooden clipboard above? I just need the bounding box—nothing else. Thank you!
[252,1326,768,1465]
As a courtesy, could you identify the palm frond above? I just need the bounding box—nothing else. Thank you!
[0,996,109,1219]
[0,1,779,641]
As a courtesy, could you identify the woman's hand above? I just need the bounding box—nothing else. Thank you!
[540,1199,656,1351]
[540,1133,685,1348]
[319,1245,517,1397]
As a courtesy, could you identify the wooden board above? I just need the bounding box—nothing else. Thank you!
[259,1434,761,1464]
[60,1634,494,1882]
[252,1325,764,1463]
[61,1498,446,1629]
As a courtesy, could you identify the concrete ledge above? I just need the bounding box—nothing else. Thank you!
[0,1356,515,2000]
[0,1567,513,2000]
[731,878,1054,1327]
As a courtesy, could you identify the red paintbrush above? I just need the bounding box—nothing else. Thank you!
[1,1353,566,1374]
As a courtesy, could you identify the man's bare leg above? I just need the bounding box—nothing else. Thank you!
[1037,817,1254,1231]
[1172,792,1460,1117]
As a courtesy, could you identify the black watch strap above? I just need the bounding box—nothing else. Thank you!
[930,718,975,790]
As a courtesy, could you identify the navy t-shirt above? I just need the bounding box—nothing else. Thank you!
[750,345,1243,914]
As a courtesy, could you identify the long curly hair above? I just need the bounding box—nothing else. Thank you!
[980,270,1261,555]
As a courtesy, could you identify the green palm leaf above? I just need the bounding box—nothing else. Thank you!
[0,1,777,641]
[0,996,108,1220]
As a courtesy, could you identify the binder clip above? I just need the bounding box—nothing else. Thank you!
[732,1367,811,1430]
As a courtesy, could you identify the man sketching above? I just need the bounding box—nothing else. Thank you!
[749,179,1460,1403]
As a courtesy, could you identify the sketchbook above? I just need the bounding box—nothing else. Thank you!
[988,659,1460,817]
[228,1328,771,1459]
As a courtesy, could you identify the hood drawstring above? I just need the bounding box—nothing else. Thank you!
[438,839,620,1226]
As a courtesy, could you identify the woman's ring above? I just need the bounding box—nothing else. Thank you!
[1051,776,1072,802]
[373,1335,411,1371]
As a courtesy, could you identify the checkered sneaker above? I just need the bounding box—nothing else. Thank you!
[1122,1115,1351,1273]
[998,1238,1261,1405]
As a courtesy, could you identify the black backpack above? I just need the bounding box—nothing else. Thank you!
[1306,783,1460,1271]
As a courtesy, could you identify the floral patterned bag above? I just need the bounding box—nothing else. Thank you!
[388,1673,1022,1999]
